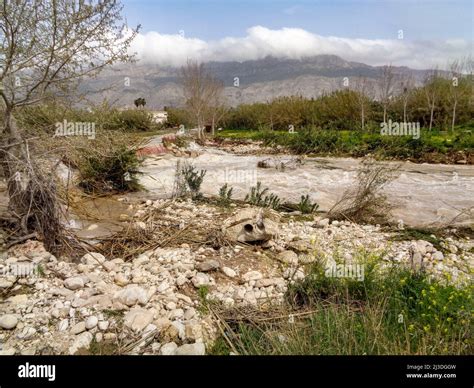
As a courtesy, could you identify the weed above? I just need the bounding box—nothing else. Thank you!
[297,194,319,214]
[218,183,233,207]
[245,181,281,210]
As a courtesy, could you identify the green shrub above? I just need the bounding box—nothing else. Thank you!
[67,132,143,194]
[210,257,472,355]
[218,183,233,206]
[245,181,281,210]
[104,109,156,131]
[179,162,206,200]
[297,194,319,214]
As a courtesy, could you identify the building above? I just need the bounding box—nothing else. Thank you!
[150,110,168,124]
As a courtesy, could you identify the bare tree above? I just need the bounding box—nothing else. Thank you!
[0,0,138,252]
[378,64,396,123]
[352,76,373,131]
[180,60,224,139]
[447,58,466,132]
[423,68,440,132]
[206,78,227,136]
[399,74,414,123]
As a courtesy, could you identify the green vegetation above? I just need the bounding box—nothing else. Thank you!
[209,257,473,355]
[245,181,281,210]
[174,162,207,200]
[222,75,473,133]
[15,101,160,134]
[391,228,442,251]
[218,184,233,207]
[296,194,319,214]
[218,126,474,163]
[65,132,144,194]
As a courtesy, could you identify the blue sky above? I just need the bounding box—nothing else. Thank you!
[121,0,473,41]
[120,0,472,69]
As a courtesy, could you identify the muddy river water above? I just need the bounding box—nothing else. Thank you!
[139,145,474,228]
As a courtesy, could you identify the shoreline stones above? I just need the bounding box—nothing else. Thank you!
[0,199,471,356]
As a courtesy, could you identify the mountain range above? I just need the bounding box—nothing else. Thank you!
[80,55,435,109]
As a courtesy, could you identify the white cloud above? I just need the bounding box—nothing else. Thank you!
[128,26,472,69]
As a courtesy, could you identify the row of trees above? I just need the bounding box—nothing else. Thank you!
[178,60,473,134]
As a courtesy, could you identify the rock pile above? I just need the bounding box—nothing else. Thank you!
[1,200,472,355]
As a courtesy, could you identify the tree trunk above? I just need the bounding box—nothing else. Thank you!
[1,107,28,220]
[403,100,407,123]
[451,100,457,133]
[429,105,434,132]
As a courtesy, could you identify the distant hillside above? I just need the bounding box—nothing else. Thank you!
[80,55,435,109]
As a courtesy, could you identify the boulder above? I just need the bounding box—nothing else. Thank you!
[68,332,93,355]
[175,342,205,356]
[63,277,84,290]
[0,314,18,330]
[196,260,220,272]
[124,309,154,332]
[222,208,280,243]
[114,285,150,306]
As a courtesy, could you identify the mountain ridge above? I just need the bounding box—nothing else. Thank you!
[81,55,435,109]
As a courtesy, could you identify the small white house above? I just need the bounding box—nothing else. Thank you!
[150,110,168,124]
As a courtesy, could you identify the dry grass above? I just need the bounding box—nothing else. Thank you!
[96,200,233,260]
[328,157,400,224]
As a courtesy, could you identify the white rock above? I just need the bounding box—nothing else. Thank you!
[114,273,129,287]
[85,316,98,330]
[0,348,16,355]
[168,309,184,320]
[81,252,106,266]
[69,332,93,355]
[103,261,116,272]
[70,321,86,335]
[183,307,196,320]
[242,271,263,282]
[98,321,109,331]
[157,281,170,293]
[17,326,36,339]
[184,323,203,341]
[160,342,178,355]
[192,272,211,288]
[196,260,220,272]
[176,275,187,286]
[20,347,36,355]
[114,285,150,306]
[222,267,236,278]
[0,314,18,330]
[64,277,84,290]
[317,218,330,227]
[58,319,69,331]
[233,288,246,300]
[277,251,298,265]
[124,309,154,332]
[175,343,205,356]
[0,279,13,289]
